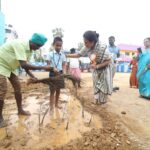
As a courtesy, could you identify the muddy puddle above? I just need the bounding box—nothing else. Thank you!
[0,89,102,149]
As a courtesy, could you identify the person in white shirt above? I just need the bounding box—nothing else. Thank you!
[67,48,81,87]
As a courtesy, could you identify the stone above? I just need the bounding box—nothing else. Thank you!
[121,111,126,115]
[92,142,97,147]
[4,141,11,148]
[126,140,131,145]
[84,142,89,146]
[111,133,116,138]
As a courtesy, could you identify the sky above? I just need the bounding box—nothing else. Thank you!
[1,0,150,49]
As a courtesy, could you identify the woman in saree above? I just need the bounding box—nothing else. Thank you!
[129,55,138,88]
[66,31,113,104]
[137,37,150,98]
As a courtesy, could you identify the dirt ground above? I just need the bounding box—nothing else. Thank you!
[0,72,150,150]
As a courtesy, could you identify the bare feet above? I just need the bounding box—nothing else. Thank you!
[99,102,107,107]
[100,101,107,104]
[78,85,81,88]
[55,105,62,109]
[18,109,31,116]
[50,104,54,111]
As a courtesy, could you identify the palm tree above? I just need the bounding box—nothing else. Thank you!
[52,28,64,38]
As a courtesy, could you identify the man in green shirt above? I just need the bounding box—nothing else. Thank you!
[0,33,53,128]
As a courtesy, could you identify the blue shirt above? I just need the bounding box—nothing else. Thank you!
[108,46,120,60]
[48,50,66,71]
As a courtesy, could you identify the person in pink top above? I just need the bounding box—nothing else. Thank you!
[67,48,81,88]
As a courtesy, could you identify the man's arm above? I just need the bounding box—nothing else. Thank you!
[19,60,53,71]
[117,48,120,58]
[25,69,36,78]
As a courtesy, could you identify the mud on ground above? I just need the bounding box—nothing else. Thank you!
[0,73,141,150]
[55,83,139,150]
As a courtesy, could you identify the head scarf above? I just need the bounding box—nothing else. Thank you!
[30,33,47,46]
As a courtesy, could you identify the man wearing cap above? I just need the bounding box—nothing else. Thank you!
[0,33,55,127]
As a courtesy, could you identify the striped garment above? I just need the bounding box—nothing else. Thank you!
[0,73,22,100]
[0,75,7,100]
[80,41,113,103]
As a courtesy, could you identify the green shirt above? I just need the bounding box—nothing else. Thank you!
[0,40,32,77]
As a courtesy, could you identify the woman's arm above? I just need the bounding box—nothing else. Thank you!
[66,53,81,58]
[96,60,110,69]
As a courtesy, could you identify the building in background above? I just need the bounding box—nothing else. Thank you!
[118,44,141,58]
[52,28,64,38]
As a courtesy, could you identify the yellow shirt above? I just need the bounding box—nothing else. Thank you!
[0,40,33,77]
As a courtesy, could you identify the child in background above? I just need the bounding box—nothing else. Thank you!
[67,48,81,88]
[47,37,66,110]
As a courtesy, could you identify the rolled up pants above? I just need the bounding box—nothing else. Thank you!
[0,73,21,100]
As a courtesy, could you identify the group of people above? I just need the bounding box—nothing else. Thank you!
[130,37,150,99]
[0,30,122,128]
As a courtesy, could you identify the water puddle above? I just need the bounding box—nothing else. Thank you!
[0,89,102,149]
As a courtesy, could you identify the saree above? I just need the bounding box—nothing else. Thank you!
[130,59,138,88]
[137,49,150,98]
[80,42,113,103]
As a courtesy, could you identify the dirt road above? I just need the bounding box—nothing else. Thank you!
[79,73,150,150]
[109,73,150,149]
[0,72,150,150]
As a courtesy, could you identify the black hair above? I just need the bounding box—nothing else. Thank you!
[83,31,99,43]
[137,47,142,54]
[70,48,76,54]
[109,36,115,40]
[144,37,150,41]
[53,37,63,45]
